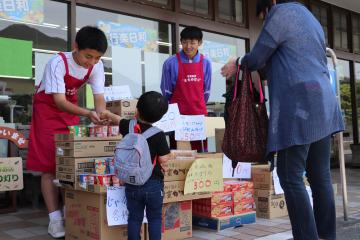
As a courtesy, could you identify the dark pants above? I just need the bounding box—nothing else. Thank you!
[277,135,336,240]
[125,179,164,240]
[168,131,208,152]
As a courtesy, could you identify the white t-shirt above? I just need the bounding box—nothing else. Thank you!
[37,52,105,95]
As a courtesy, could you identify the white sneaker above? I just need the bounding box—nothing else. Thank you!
[48,219,65,238]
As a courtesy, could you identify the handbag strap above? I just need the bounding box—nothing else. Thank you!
[248,72,265,104]
[232,64,242,102]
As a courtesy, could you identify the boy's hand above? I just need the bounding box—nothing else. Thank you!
[87,111,103,124]
[100,110,121,125]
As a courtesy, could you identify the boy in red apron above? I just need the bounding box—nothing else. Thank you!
[160,26,212,152]
[26,26,108,238]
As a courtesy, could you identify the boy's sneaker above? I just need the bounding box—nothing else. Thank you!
[48,219,65,238]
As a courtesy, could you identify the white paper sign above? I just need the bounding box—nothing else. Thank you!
[272,167,284,194]
[175,115,206,141]
[153,103,180,132]
[104,85,133,102]
[106,186,147,226]
[222,154,251,179]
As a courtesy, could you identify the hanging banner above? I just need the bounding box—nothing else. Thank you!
[97,20,158,52]
[184,157,223,194]
[0,0,44,24]
[175,115,206,141]
[153,103,180,133]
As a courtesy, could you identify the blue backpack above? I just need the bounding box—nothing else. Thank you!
[114,120,161,185]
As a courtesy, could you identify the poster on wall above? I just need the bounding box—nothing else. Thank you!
[97,20,158,52]
[200,40,237,64]
[0,0,44,24]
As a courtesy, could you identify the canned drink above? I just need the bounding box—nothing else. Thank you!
[68,125,88,137]
[96,174,112,186]
[108,125,119,136]
[88,126,95,137]
[95,125,108,138]
[88,175,95,185]
[106,157,115,174]
[78,174,88,189]
[94,158,107,174]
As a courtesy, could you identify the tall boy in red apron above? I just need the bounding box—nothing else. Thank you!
[161,26,212,152]
[27,26,108,239]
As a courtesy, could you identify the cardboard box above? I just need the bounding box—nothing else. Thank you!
[192,202,233,218]
[233,199,255,215]
[192,211,256,231]
[0,157,23,191]
[196,152,223,159]
[65,189,144,240]
[162,159,194,182]
[215,128,225,153]
[254,189,288,219]
[251,165,273,190]
[55,134,121,142]
[162,201,192,240]
[163,181,211,203]
[56,140,118,157]
[106,100,137,118]
[176,141,192,150]
[56,157,97,173]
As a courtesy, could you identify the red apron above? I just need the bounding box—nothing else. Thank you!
[169,53,208,152]
[170,53,207,115]
[27,53,93,173]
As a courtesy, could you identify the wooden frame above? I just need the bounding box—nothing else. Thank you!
[215,0,247,27]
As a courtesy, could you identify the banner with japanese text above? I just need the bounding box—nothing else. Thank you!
[0,0,44,24]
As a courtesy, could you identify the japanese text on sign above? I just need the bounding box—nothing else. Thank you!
[0,157,23,191]
[106,186,147,226]
[0,0,44,24]
[0,127,27,148]
[222,154,251,179]
[175,115,206,141]
[184,158,223,194]
[153,103,180,133]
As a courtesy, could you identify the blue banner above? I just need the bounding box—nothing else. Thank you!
[201,40,236,64]
[0,0,44,23]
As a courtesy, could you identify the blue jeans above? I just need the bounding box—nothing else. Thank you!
[277,135,336,240]
[125,179,164,240]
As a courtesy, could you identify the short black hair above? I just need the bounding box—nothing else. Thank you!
[180,26,203,42]
[75,26,108,53]
[137,91,168,123]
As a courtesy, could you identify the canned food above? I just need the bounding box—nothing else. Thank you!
[88,175,95,185]
[108,125,119,136]
[111,175,120,186]
[68,125,88,137]
[106,157,115,174]
[96,174,112,186]
[78,174,88,189]
[94,125,108,138]
[88,126,95,137]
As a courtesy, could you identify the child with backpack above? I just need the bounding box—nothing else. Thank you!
[101,91,172,240]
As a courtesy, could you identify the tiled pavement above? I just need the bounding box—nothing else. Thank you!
[0,168,359,240]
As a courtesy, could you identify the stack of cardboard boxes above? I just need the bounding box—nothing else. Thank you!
[251,165,288,219]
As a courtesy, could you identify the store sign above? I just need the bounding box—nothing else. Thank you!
[0,0,44,24]
[201,40,236,64]
[97,20,158,51]
[0,126,27,148]
[153,103,180,133]
[0,157,23,191]
[184,157,223,194]
[175,115,206,141]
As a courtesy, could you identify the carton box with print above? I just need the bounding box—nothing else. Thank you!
[65,189,145,240]
[56,140,118,158]
[162,201,192,240]
[106,100,138,119]
[254,189,288,219]
[251,164,273,190]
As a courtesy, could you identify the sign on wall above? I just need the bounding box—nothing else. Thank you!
[0,157,23,191]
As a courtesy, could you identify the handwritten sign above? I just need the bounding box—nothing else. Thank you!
[222,155,251,179]
[106,186,147,226]
[104,85,133,102]
[184,158,223,194]
[272,167,284,194]
[0,157,23,191]
[175,115,206,141]
[0,127,28,148]
[153,104,180,132]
